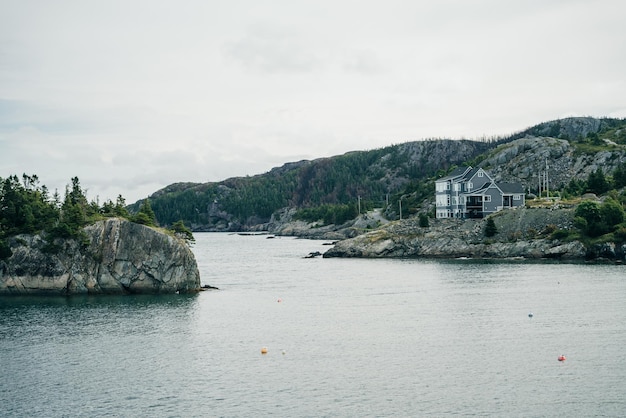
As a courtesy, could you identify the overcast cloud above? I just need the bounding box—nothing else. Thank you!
[1,0,625,203]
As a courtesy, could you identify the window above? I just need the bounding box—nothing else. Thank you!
[451,196,457,205]
[513,194,521,200]
[484,195,491,202]
[467,182,473,190]
[454,183,460,191]
[436,182,446,192]
[477,171,483,177]
[446,182,450,190]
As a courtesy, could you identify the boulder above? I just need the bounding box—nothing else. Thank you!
[0,218,201,295]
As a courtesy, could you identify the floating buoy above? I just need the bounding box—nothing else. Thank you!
[558,355,566,362]
[261,347,268,354]
[528,312,533,318]
[282,350,286,355]
[277,298,282,303]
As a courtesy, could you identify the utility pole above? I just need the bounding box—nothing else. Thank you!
[545,158,549,199]
[399,194,409,220]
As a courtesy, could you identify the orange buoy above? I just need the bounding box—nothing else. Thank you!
[558,355,566,362]
[261,347,268,354]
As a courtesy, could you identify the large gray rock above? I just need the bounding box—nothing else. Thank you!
[0,218,200,295]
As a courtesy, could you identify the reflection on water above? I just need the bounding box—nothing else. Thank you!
[0,293,198,309]
[1,233,625,417]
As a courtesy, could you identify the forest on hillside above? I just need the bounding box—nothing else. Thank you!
[130,139,495,229]
[4,117,626,241]
[128,117,626,231]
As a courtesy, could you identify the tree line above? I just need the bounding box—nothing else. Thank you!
[0,174,192,260]
[137,145,444,229]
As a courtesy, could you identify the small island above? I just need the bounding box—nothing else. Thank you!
[0,175,200,295]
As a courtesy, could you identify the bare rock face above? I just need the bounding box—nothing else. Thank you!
[0,218,200,295]
[482,136,626,190]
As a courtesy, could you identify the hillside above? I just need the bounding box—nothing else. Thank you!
[130,117,626,232]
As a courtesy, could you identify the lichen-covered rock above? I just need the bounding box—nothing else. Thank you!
[0,218,200,295]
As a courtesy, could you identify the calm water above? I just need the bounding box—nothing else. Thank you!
[1,233,626,417]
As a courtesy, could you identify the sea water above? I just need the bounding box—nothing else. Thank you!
[1,233,625,417]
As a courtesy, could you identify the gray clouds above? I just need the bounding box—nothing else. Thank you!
[1,0,625,203]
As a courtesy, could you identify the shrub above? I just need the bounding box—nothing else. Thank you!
[575,199,625,237]
[507,231,522,242]
[0,240,12,260]
[542,224,557,235]
[600,199,624,227]
[614,226,626,242]
[575,201,604,236]
[551,229,570,240]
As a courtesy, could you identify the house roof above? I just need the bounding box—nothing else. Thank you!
[470,182,495,194]
[437,167,525,196]
[465,167,482,179]
[437,166,471,181]
[466,181,525,195]
[497,182,525,194]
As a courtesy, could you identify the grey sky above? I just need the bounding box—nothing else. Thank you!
[1,0,625,203]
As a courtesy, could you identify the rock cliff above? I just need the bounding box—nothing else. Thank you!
[323,208,625,261]
[481,135,626,189]
[0,218,201,295]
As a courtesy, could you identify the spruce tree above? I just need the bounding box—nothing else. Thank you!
[484,217,498,237]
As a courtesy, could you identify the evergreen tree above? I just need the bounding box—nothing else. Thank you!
[170,220,195,244]
[613,162,626,189]
[484,217,498,237]
[133,199,157,226]
[114,195,130,218]
[586,168,609,195]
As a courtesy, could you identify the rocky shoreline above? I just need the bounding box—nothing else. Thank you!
[0,218,201,295]
[319,208,625,262]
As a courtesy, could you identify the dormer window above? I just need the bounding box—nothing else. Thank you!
[478,171,484,177]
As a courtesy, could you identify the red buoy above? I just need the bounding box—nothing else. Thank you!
[558,355,566,362]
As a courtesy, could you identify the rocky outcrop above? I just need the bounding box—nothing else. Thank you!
[323,208,624,262]
[268,208,388,240]
[481,135,626,190]
[0,218,201,295]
